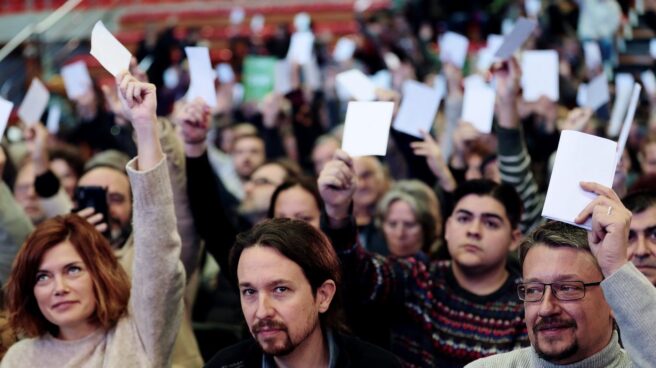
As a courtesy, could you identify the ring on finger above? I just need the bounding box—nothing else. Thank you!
[607,206,613,216]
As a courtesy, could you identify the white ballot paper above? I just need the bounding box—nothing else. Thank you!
[287,32,315,65]
[342,101,394,157]
[583,42,602,71]
[440,32,469,69]
[461,75,495,133]
[18,78,49,126]
[0,97,13,139]
[521,50,559,102]
[216,63,235,84]
[46,104,61,134]
[641,70,656,96]
[543,85,640,230]
[371,70,392,90]
[185,47,217,108]
[393,80,443,138]
[274,60,293,95]
[90,21,132,77]
[650,39,656,59]
[578,73,609,111]
[608,74,635,137]
[61,60,92,99]
[336,69,377,101]
[476,34,504,72]
[542,131,617,230]
[494,18,538,60]
[333,37,357,63]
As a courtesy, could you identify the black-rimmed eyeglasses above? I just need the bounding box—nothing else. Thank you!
[517,281,602,302]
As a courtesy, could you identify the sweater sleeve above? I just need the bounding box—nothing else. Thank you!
[0,181,34,284]
[601,262,656,367]
[126,157,184,368]
[158,117,202,279]
[496,126,543,234]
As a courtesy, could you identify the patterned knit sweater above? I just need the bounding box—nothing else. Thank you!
[325,220,529,368]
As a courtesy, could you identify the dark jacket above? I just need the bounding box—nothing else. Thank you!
[204,331,402,368]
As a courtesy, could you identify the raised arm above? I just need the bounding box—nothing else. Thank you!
[117,72,184,367]
[575,182,656,366]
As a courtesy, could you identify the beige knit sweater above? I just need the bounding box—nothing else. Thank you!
[1,157,185,368]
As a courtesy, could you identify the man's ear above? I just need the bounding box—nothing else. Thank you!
[316,280,336,313]
[508,228,523,253]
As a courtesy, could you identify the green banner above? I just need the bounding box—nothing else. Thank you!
[243,56,277,102]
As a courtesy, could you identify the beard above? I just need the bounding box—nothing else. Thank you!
[252,319,295,356]
[110,221,132,249]
[533,318,579,362]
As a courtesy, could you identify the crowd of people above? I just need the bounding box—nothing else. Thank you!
[1,0,656,367]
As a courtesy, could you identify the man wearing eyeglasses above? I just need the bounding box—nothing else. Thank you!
[467,182,656,367]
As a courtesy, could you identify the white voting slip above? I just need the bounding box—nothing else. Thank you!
[440,32,469,69]
[336,69,377,101]
[521,50,559,102]
[461,75,495,133]
[0,97,13,139]
[216,63,235,84]
[18,78,49,126]
[393,80,443,138]
[641,70,656,96]
[333,37,357,62]
[578,73,609,111]
[494,18,538,60]
[583,42,602,71]
[185,46,217,108]
[287,32,315,65]
[608,74,635,137]
[543,84,640,230]
[61,60,92,99]
[342,101,394,157]
[274,60,293,95]
[46,104,61,134]
[90,21,132,77]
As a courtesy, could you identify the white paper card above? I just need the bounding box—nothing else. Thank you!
[525,0,541,17]
[0,98,13,139]
[274,60,293,95]
[542,130,617,230]
[393,80,443,138]
[61,61,92,99]
[230,7,245,25]
[287,32,315,65]
[461,76,496,133]
[251,14,265,33]
[333,37,357,62]
[185,47,217,108]
[342,101,394,156]
[294,12,311,32]
[583,42,602,70]
[216,63,235,84]
[616,84,641,164]
[641,70,656,96]
[494,18,538,60]
[18,78,49,126]
[521,50,559,102]
[440,32,469,69]
[336,69,377,101]
[650,39,656,59]
[46,104,61,134]
[583,73,609,111]
[608,73,634,137]
[90,21,132,77]
[371,70,392,90]
[433,75,447,98]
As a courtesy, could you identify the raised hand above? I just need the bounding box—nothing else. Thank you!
[575,182,632,277]
[174,98,211,157]
[318,149,357,226]
[76,207,109,235]
[492,57,521,129]
[558,107,593,132]
[411,129,457,192]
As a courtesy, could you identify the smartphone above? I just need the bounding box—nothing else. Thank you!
[73,186,111,239]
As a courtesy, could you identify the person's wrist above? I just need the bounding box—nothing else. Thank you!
[602,260,628,278]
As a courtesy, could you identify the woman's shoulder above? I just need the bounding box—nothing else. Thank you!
[1,336,41,366]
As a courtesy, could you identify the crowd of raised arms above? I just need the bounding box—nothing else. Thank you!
[1,0,656,367]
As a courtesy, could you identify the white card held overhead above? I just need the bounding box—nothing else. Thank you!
[287,31,315,65]
[371,70,392,90]
[46,104,61,134]
[581,73,609,111]
[18,78,49,126]
[216,63,235,84]
[461,76,495,133]
[521,50,559,102]
[542,130,617,230]
[336,69,377,101]
[525,0,541,17]
[650,39,656,59]
[250,14,265,33]
[302,59,322,91]
[439,32,469,69]
[616,84,641,165]
[608,73,634,137]
[294,12,311,32]
[274,60,293,95]
[90,21,132,77]
[230,7,245,25]
[393,80,443,138]
[185,47,217,108]
[494,18,538,60]
[583,42,602,71]
[641,70,656,96]
[342,101,394,157]
[61,60,92,99]
[0,97,13,139]
[333,37,357,63]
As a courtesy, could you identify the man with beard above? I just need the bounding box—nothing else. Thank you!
[205,218,401,367]
[468,183,656,367]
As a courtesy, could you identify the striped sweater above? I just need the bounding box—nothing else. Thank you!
[326,221,529,367]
